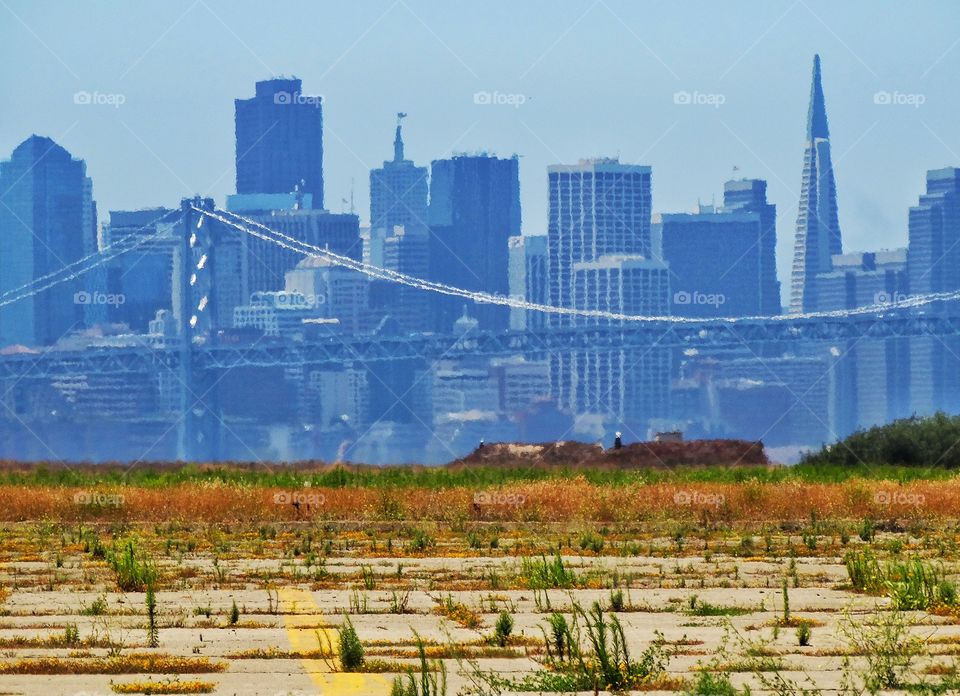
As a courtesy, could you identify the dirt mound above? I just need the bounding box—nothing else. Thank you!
[450,438,767,469]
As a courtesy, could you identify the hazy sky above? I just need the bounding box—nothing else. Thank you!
[1,0,958,301]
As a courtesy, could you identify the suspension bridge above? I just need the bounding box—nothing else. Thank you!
[1,197,958,460]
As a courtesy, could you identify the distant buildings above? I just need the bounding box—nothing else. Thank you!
[790,55,842,314]
[508,235,547,331]
[102,208,177,332]
[907,167,960,416]
[547,158,653,327]
[285,256,369,334]
[813,250,908,311]
[908,167,960,295]
[226,196,362,296]
[0,135,98,347]
[721,178,780,315]
[428,154,521,332]
[560,254,671,429]
[659,190,776,318]
[235,78,324,208]
[369,116,431,333]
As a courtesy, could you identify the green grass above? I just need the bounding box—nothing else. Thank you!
[521,554,577,590]
[845,550,957,610]
[4,458,960,490]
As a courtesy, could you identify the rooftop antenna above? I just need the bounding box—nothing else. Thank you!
[350,178,355,215]
[394,112,407,162]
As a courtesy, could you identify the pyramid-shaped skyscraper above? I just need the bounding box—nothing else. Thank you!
[789,55,842,313]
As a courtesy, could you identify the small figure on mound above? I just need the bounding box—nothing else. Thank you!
[614,431,623,450]
[478,438,485,450]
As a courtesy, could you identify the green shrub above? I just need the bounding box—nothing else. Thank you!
[521,554,576,589]
[797,622,811,646]
[492,611,513,647]
[108,541,159,592]
[338,617,364,670]
[390,632,446,696]
[145,585,159,648]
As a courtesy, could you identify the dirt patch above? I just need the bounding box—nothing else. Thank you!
[450,438,768,469]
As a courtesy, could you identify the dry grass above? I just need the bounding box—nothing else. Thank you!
[0,654,226,675]
[110,679,216,694]
[2,478,959,523]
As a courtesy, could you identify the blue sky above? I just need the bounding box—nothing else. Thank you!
[1,0,958,301]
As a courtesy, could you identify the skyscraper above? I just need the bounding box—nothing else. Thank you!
[567,255,671,429]
[369,115,431,333]
[790,55,842,314]
[370,114,428,235]
[722,178,780,315]
[659,202,769,318]
[908,167,960,295]
[102,207,178,332]
[546,158,652,327]
[235,78,324,208]
[508,235,547,331]
[428,154,521,332]
[907,168,960,415]
[0,135,98,347]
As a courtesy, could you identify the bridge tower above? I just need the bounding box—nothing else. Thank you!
[177,197,222,461]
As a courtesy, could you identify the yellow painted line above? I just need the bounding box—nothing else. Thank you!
[280,588,391,695]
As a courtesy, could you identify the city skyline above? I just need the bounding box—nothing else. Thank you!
[1,1,958,308]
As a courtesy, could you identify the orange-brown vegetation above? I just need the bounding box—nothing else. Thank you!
[0,477,957,523]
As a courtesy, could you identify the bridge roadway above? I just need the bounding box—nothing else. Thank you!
[1,302,959,380]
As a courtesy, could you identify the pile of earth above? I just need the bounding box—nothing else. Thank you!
[448,439,768,469]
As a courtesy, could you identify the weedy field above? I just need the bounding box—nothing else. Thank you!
[2,462,960,695]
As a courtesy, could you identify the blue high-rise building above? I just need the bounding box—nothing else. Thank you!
[102,207,178,332]
[428,154,521,332]
[723,178,780,315]
[907,167,960,416]
[790,55,842,313]
[370,115,431,333]
[0,135,98,347]
[235,78,324,208]
[546,158,652,327]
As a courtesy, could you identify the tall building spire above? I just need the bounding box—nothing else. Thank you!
[807,54,829,140]
[789,55,842,313]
